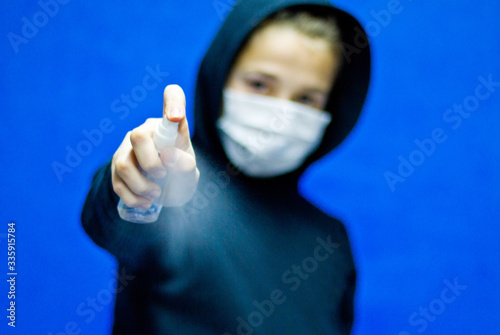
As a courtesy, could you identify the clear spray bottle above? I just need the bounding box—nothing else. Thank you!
[117,116,179,223]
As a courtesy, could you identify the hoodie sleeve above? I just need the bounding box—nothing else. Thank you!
[81,162,156,268]
[339,266,356,333]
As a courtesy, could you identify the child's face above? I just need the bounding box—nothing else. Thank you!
[225,24,341,111]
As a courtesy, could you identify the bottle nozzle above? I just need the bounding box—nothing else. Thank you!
[153,116,179,152]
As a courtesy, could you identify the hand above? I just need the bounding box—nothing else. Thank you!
[111,85,199,208]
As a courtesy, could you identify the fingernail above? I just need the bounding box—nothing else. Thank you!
[168,106,182,119]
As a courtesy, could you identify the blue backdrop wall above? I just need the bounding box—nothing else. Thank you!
[2,0,499,334]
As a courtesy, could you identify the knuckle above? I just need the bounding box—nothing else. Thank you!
[144,118,159,125]
[112,183,124,197]
[129,128,147,145]
[114,159,129,174]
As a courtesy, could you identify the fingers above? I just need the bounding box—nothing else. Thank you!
[176,116,195,154]
[112,169,152,209]
[164,85,186,122]
[163,85,194,154]
[114,152,162,198]
[111,85,199,211]
[160,147,197,174]
[112,131,163,209]
[130,118,167,179]
[159,147,200,207]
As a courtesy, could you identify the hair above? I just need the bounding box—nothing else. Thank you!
[257,8,343,60]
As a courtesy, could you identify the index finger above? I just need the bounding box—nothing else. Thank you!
[163,84,186,123]
[163,84,194,154]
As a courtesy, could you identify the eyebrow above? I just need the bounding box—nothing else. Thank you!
[242,71,276,80]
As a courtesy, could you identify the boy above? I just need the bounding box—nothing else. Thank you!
[82,0,370,333]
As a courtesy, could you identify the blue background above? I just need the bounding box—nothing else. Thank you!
[2,0,499,334]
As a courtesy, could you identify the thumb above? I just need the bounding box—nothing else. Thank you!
[163,84,186,122]
[162,84,194,154]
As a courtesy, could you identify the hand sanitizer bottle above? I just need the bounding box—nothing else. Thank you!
[117,116,179,223]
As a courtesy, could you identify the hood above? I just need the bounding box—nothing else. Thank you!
[192,0,371,183]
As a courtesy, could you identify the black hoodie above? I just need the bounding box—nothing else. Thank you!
[81,0,370,334]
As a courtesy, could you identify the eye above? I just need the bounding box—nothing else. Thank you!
[295,94,316,106]
[294,92,328,109]
[245,78,269,93]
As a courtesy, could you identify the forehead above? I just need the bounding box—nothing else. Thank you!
[233,24,340,91]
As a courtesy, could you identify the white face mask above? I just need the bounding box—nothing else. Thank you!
[216,89,332,177]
